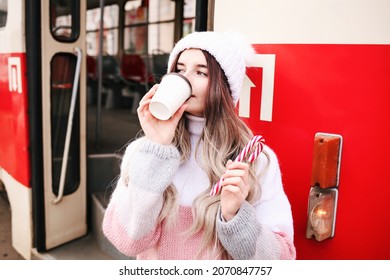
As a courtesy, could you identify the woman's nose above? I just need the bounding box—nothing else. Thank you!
[181,71,192,83]
[181,71,190,79]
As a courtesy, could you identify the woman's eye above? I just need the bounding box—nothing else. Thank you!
[176,68,185,73]
[197,71,208,76]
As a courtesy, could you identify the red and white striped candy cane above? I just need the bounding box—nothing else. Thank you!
[210,135,265,196]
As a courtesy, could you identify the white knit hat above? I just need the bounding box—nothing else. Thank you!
[167,31,255,105]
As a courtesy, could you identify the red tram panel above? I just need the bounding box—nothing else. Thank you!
[0,52,30,188]
[241,44,390,259]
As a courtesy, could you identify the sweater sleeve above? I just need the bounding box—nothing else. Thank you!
[102,138,180,256]
[216,145,296,260]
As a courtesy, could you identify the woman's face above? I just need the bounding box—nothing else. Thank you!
[175,49,209,117]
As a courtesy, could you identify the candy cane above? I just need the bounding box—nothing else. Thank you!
[210,135,265,196]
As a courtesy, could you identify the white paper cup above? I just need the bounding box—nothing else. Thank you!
[149,73,192,120]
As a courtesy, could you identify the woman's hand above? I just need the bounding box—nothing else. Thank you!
[137,84,187,145]
[220,160,250,221]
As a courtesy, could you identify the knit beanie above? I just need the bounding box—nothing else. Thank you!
[167,31,255,105]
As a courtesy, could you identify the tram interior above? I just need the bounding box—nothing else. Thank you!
[86,51,168,155]
[83,0,195,201]
[84,0,195,155]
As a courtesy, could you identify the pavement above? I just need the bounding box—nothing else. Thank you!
[0,190,24,260]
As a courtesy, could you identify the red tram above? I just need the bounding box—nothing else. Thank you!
[0,0,389,260]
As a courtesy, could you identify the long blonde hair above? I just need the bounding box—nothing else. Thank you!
[158,50,268,259]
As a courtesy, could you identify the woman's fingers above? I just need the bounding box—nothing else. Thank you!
[219,160,251,221]
[220,160,250,197]
[137,99,151,115]
[222,161,249,182]
[136,83,188,146]
[220,185,244,196]
[225,160,249,171]
[222,169,246,180]
[141,84,158,101]
[137,84,161,118]
[221,176,244,187]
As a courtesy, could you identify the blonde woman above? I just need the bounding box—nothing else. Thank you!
[102,32,296,259]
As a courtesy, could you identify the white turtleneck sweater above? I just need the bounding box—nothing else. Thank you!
[102,114,296,259]
[173,115,210,206]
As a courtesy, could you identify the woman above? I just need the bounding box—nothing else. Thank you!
[102,31,296,260]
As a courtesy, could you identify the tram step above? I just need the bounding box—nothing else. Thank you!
[91,191,134,260]
[87,153,122,193]
[87,153,134,258]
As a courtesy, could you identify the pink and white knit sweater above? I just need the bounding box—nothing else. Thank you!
[102,115,296,260]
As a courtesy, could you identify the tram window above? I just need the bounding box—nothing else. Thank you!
[50,0,80,42]
[122,0,195,83]
[125,0,147,25]
[86,5,119,56]
[124,0,176,55]
[183,0,196,36]
[0,0,7,28]
[124,25,147,54]
[124,0,148,55]
[148,0,175,53]
[50,54,80,196]
[149,0,175,22]
[148,22,174,54]
[184,0,196,18]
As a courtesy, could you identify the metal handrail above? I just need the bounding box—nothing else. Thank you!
[52,47,82,204]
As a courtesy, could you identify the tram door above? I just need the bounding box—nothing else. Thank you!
[37,0,87,250]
